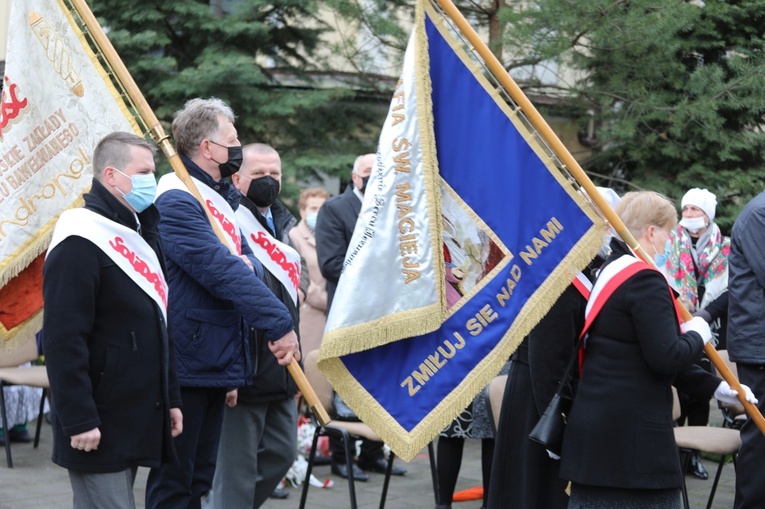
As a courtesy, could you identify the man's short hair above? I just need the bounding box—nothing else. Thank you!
[172,98,236,157]
[243,143,279,158]
[92,132,156,181]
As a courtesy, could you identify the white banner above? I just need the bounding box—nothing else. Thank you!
[322,31,441,349]
[0,0,138,286]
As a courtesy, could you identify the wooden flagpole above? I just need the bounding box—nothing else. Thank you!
[68,0,330,426]
[433,0,765,434]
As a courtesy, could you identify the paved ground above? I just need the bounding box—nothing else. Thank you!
[0,411,738,509]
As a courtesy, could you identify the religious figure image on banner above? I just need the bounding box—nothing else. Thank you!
[317,0,608,461]
[442,188,505,310]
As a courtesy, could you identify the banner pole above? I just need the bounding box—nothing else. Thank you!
[433,0,765,434]
[68,0,330,426]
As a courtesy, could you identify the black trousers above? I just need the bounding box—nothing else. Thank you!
[145,387,226,509]
[734,364,765,509]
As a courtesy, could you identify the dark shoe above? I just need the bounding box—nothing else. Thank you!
[331,461,369,482]
[269,488,289,500]
[8,428,32,443]
[314,454,331,466]
[687,452,709,480]
[357,457,407,476]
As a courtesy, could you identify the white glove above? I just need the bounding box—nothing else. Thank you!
[680,316,712,344]
[546,450,560,460]
[714,381,759,405]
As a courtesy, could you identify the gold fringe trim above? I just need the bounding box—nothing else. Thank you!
[319,1,608,461]
[0,310,43,353]
[319,303,442,361]
[0,193,86,288]
[0,231,51,288]
[320,225,603,461]
[319,0,445,361]
[0,1,136,286]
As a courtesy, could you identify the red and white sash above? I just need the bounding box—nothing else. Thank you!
[572,271,593,299]
[235,206,301,306]
[47,208,168,321]
[578,255,654,374]
[156,173,242,255]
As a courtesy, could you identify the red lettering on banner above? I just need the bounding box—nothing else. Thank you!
[0,76,29,138]
[251,231,300,291]
[206,199,242,254]
[109,236,168,308]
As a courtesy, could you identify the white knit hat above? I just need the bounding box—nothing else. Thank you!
[681,188,717,223]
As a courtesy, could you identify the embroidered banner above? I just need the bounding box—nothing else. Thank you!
[0,0,139,347]
[318,0,605,461]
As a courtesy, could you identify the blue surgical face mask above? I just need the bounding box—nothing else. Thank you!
[306,212,318,230]
[115,169,157,213]
[654,239,671,268]
[649,226,670,268]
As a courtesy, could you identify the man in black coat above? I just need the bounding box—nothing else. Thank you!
[728,190,765,509]
[43,132,183,508]
[212,143,304,507]
[315,153,406,480]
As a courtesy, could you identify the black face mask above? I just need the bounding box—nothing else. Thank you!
[210,142,243,179]
[247,176,280,208]
[360,176,370,194]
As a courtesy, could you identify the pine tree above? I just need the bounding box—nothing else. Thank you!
[88,0,386,204]
[500,0,765,231]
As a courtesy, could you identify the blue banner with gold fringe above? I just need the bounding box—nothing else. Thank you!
[318,0,605,460]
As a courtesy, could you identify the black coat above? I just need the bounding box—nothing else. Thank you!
[729,190,765,363]
[42,179,181,473]
[315,185,362,311]
[487,279,590,509]
[559,241,719,490]
[237,197,301,404]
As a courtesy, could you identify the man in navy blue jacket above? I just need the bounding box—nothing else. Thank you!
[145,98,299,509]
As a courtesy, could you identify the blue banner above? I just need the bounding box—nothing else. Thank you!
[319,1,603,460]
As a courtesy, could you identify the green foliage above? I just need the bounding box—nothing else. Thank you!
[501,0,765,233]
[89,0,387,206]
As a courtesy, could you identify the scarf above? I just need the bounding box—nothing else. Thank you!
[665,223,729,310]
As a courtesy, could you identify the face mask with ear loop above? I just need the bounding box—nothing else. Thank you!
[679,216,708,234]
[114,168,157,213]
[651,227,671,268]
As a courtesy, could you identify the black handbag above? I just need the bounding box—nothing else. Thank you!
[528,335,584,456]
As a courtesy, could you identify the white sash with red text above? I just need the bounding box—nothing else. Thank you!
[46,208,168,321]
[156,173,242,255]
[235,206,301,306]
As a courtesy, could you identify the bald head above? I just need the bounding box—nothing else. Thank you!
[352,153,374,194]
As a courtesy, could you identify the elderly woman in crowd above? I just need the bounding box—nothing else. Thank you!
[660,187,730,480]
[559,191,754,509]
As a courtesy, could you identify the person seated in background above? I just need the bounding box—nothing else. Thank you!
[559,191,756,509]
[660,188,730,480]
